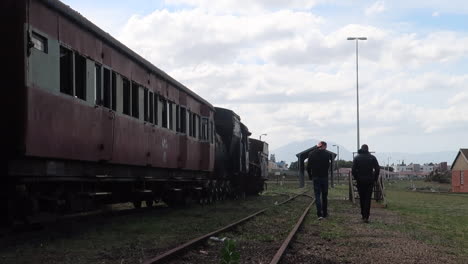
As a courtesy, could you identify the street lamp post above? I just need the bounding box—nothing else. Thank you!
[347,37,367,152]
[259,133,267,141]
[333,144,340,184]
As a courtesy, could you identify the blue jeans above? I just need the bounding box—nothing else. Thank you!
[313,178,328,217]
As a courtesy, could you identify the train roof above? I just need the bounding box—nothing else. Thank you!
[41,0,213,109]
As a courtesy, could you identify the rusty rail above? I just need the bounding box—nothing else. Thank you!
[269,198,315,264]
[143,192,306,264]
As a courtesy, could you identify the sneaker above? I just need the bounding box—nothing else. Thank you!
[318,216,324,220]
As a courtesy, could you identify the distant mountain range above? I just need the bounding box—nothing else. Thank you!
[270,139,457,166]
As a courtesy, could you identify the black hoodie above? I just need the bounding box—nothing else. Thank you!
[352,148,380,181]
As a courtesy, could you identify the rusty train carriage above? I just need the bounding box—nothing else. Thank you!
[1,0,219,218]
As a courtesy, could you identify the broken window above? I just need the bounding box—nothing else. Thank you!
[31,32,48,53]
[103,68,111,108]
[122,77,131,115]
[149,92,154,124]
[111,72,117,111]
[60,46,73,96]
[95,64,102,105]
[131,82,139,118]
[74,53,86,100]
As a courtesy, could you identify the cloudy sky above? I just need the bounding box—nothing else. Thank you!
[62,0,468,154]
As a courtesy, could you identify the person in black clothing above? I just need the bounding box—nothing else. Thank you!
[352,144,380,223]
[307,141,333,220]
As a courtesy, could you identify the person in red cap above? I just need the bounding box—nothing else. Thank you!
[307,141,333,220]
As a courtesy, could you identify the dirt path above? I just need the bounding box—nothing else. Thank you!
[282,199,461,264]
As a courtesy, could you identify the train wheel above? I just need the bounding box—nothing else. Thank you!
[133,200,142,209]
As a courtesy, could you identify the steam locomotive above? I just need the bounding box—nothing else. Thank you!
[1,0,269,223]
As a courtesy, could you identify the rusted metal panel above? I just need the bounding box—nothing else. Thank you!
[131,63,148,87]
[112,49,132,78]
[25,86,113,162]
[111,115,147,166]
[102,43,113,67]
[58,15,100,60]
[30,0,58,39]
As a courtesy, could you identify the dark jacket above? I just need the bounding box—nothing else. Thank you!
[307,148,332,180]
[352,149,380,182]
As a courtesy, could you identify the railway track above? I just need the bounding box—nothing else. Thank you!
[143,192,314,264]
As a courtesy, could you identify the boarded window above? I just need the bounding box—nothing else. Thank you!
[59,46,73,96]
[161,97,167,128]
[74,53,86,100]
[103,68,111,108]
[131,82,139,118]
[149,92,154,124]
[122,78,131,115]
[95,64,102,105]
[111,72,117,111]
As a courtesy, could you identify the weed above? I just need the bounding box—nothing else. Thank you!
[220,239,240,264]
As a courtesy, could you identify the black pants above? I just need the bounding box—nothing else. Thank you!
[356,179,374,219]
[313,178,328,217]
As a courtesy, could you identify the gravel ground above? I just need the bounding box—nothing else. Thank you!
[281,199,462,264]
[163,195,312,264]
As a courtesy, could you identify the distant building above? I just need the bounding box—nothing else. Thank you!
[451,149,468,193]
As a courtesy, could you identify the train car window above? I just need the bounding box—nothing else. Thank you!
[197,115,202,140]
[94,64,102,105]
[31,32,48,53]
[168,101,174,130]
[103,68,111,108]
[74,53,86,100]
[188,110,193,136]
[161,97,168,128]
[122,77,131,115]
[154,94,159,125]
[210,121,214,143]
[131,82,139,118]
[143,89,148,122]
[59,46,73,96]
[149,92,154,124]
[176,105,180,132]
[111,72,117,111]
[180,107,187,133]
[193,113,198,139]
[202,118,209,141]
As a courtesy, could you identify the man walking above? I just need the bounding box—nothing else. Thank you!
[307,141,333,220]
[352,144,380,223]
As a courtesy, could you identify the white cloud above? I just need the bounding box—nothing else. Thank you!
[113,4,468,153]
[365,1,386,16]
[432,11,440,17]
